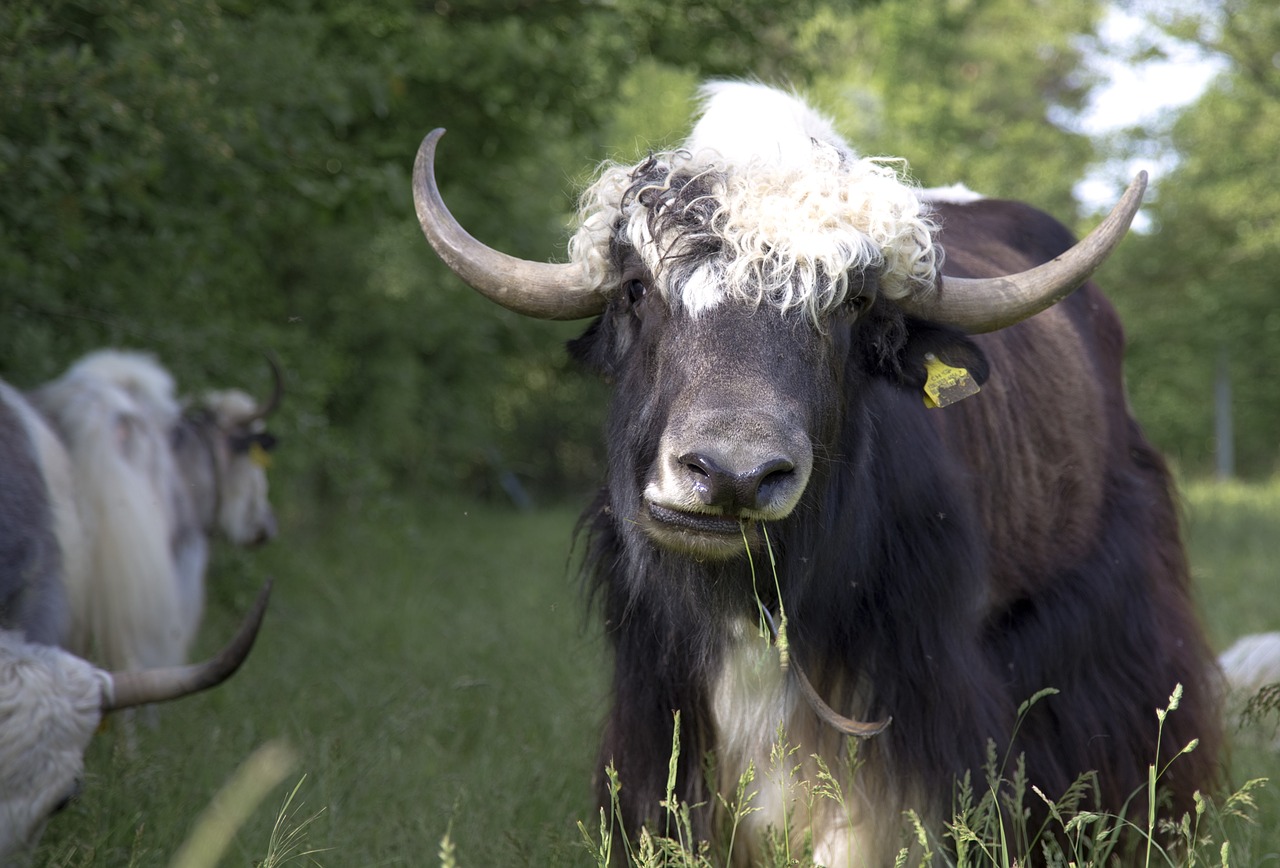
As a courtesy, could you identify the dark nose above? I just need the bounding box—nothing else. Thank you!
[679,452,796,513]
[251,511,278,546]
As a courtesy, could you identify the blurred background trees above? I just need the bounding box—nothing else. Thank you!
[2,0,1274,508]
[1099,0,1280,478]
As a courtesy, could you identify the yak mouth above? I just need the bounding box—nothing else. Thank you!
[644,502,760,559]
[649,503,745,535]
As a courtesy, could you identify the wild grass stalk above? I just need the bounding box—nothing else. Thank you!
[169,740,297,868]
[575,675,1269,866]
[259,775,329,868]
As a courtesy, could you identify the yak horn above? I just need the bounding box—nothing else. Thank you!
[105,579,273,711]
[902,172,1147,334]
[240,352,284,424]
[413,129,605,321]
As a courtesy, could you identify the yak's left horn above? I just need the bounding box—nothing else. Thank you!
[901,172,1147,334]
[413,129,605,321]
[239,352,284,424]
[104,579,272,711]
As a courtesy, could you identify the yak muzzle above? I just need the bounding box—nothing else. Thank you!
[643,410,813,558]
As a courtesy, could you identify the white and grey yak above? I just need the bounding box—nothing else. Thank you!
[0,381,272,861]
[27,349,281,670]
[0,582,271,863]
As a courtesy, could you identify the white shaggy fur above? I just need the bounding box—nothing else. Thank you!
[569,82,939,320]
[32,352,188,671]
[919,182,986,205]
[1220,632,1280,693]
[30,351,276,672]
[0,383,83,647]
[1220,632,1280,748]
[711,620,893,865]
[0,630,112,862]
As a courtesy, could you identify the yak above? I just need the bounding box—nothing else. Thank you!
[411,82,1222,863]
[22,350,281,671]
[0,378,273,860]
[0,582,271,862]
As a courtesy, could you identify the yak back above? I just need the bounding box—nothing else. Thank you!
[931,197,1124,605]
[927,196,1220,820]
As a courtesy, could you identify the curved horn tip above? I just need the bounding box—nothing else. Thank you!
[917,171,1148,334]
[235,352,283,424]
[411,125,605,320]
[415,129,448,177]
[258,350,284,418]
[220,577,274,671]
[1119,170,1148,212]
[104,578,274,711]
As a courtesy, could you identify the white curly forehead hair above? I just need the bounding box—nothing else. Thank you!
[568,81,939,319]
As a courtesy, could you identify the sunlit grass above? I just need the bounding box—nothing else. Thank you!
[1184,476,1280,645]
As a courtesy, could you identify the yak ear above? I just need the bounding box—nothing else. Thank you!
[567,315,616,383]
[859,301,989,392]
[895,318,990,395]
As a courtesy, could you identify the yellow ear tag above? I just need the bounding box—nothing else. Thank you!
[922,352,980,408]
[249,441,272,470]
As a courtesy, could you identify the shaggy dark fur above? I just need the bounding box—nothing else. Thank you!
[570,192,1221,859]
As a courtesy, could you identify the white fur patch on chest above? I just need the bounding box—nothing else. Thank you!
[711,619,794,767]
[710,620,882,866]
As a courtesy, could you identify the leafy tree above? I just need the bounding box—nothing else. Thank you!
[0,0,834,502]
[1101,0,1280,476]
[799,0,1104,220]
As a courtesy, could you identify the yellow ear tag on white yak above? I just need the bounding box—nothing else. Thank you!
[922,352,980,408]
[249,441,272,470]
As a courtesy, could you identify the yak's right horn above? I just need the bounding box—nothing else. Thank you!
[413,129,605,321]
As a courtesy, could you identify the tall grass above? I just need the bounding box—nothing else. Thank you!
[576,667,1269,866]
[31,478,1280,866]
[1184,477,1280,864]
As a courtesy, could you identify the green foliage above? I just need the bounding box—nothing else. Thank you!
[11,0,1264,493]
[5,0,1275,492]
[0,0,825,503]
[1099,0,1280,477]
[798,0,1103,218]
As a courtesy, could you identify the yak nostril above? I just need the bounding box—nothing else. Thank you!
[756,459,795,497]
[678,452,729,507]
[679,452,717,479]
[677,452,796,512]
[757,457,795,479]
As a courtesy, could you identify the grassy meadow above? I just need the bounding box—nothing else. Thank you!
[32,478,1280,866]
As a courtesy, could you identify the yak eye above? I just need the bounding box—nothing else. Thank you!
[845,294,870,316]
[624,278,648,307]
